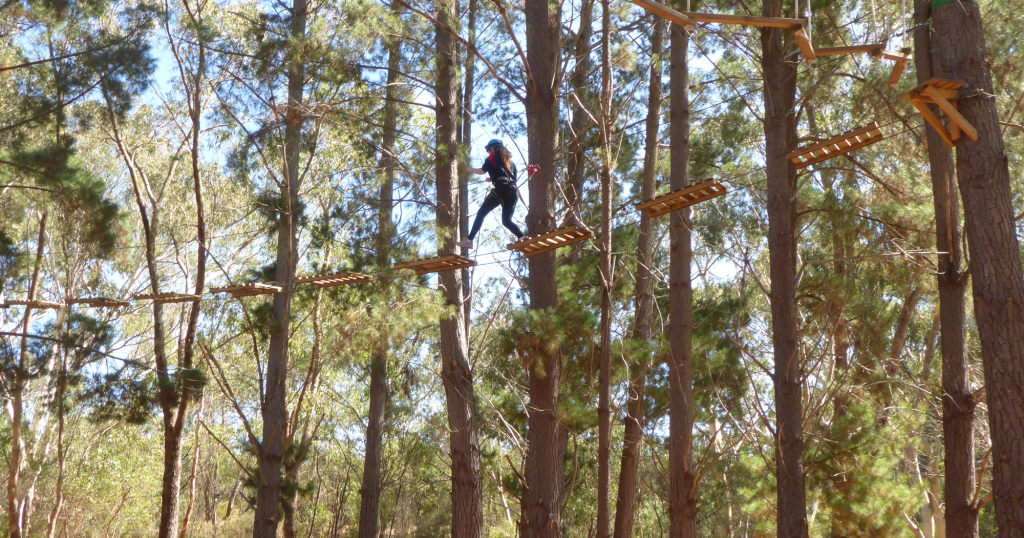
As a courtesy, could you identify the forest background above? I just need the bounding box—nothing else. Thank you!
[1,0,1023,536]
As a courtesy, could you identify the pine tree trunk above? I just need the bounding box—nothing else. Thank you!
[357,4,400,535]
[566,0,593,222]
[667,24,698,538]
[930,3,1024,535]
[522,0,562,532]
[437,2,483,535]
[596,0,614,534]
[612,15,663,538]
[253,0,307,535]
[460,0,476,336]
[761,0,809,533]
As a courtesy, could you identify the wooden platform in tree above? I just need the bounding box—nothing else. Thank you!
[208,283,283,298]
[1,299,64,309]
[635,180,728,217]
[394,255,476,275]
[506,225,594,258]
[785,122,884,169]
[67,297,130,308]
[295,272,373,288]
[133,292,202,304]
[900,78,977,147]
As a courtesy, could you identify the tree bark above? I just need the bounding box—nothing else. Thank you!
[437,2,483,536]
[253,0,307,535]
[522,0,562,532]
[596,0,614,534]
[761,0,809,534]
[612,15,663,538]
[667,24,697,538]
[931,2,1024,535]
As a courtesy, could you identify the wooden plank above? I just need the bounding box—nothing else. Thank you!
[295,272,373,288]
[793,28,815,63]
[911,100,954,147]
[814,44,885,56]
[631,0,695,28]
[887,59,908,88]
[785,123,884,169]
[209,283,283,297]
[134,292,203,304]
[635,180,728,217]
[899,78,965,102]
[879,50,912,62]
[785,123,878,159]
[395,255,476,275]
[1,300,64,309]
[924,86,979,142]
[68,297,130,308]
[507,225,594,258]
[681,11,806,28]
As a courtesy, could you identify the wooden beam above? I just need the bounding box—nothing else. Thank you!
[793,28,815,63]
[888,59,908,88]
[924,85,979,142]
[631,0,695,28]
[911,99,954,147]
[879,49,912,62]
[680,11,806,28]
[815,44,885,56]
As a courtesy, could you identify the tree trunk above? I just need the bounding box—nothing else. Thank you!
[612,15,663,538]
[931,3,1024,535]
[460,0,476,336]
[522,0,562,531]
[225,478,242,520]
[44,344,68,538]
[761,0,809,534]
[437,2,483,536]
[596,0,614,534]
[6,213,46,538]
[253,0,307,535]
[667,24,697,538]
[180,398,204,538]
[357,4,400,535]
[566,0,593,223]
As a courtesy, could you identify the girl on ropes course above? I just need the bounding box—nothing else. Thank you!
[457,139,538,250]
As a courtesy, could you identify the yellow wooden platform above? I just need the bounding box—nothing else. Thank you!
[1,300,64,309]
[67,297,130,308]
[785,122,884,169]
[394,255,476,275]
[900,78,977,147]
[635,180,728,217]
[295,272,373,288]
[507,224,593,258]
[133,292,202,304]
[209,283,283,297]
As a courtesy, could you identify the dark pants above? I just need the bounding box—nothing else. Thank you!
[467,183,524,240]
